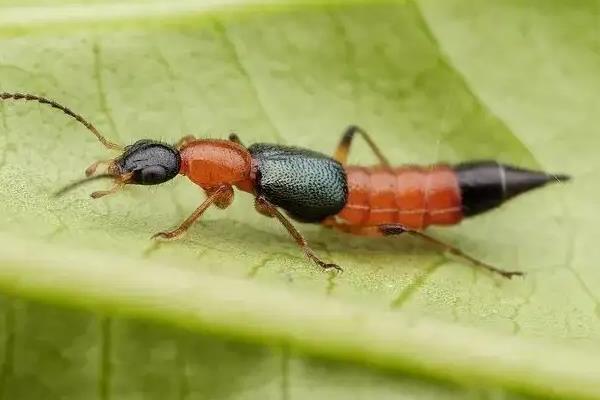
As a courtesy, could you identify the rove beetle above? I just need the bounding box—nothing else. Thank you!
[0,92,570,278]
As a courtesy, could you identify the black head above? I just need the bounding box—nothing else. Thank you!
[115,140,181,185]
[55,139,182,199]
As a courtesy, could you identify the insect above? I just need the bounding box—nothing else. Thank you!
[0,92,570,278]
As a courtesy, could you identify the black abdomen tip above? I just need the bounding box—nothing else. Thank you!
[550,173,571,182]
[455,161,570,217]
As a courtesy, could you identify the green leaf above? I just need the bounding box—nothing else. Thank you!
[0,1,598,399]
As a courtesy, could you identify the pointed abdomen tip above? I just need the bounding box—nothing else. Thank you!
[455,162,572,217]
[549,173,571,183]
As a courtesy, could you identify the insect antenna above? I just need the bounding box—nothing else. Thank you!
[54,173,115,197]
[0,92,123,151]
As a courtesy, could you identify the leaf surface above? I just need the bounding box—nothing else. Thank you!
[0,1,598,399]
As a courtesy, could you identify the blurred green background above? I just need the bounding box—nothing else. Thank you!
[0,0,599,399]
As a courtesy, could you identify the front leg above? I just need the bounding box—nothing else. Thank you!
[152,185,233,240]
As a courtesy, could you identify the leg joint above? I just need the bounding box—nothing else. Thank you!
[379,224,409,235]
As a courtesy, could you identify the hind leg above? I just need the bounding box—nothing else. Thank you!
[333,125,390,167]
[324,220,523,279]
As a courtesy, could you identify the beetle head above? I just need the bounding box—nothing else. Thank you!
[114,140,181,185]
[57,140,181,198]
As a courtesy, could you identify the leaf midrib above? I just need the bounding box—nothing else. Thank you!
[0,233,600,400]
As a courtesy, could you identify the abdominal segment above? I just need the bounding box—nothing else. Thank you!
[335,165,463,230]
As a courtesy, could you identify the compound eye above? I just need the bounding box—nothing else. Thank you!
[139,165,167,185]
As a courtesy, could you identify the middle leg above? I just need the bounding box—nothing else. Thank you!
[255,196,342,272]
[228,133,245,147]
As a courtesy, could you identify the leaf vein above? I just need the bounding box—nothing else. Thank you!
[212,18,285,143]
[280,344,290,400]
[92,41,120,143]
[413,0,541,166]
[98,317,112,400]
[0,300,15,400]
[390,257,446,309]
[176,342,189,400]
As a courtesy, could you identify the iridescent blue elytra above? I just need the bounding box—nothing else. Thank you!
[249,143,348,222]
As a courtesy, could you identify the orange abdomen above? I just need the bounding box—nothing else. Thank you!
[335,165,463,230]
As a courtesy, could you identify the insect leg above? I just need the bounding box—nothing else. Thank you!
[85,159,114,177]
[90,181,126,199]
[206,185,234,209]
[228,133,245,147]
[174,135,196,150]
[152,185,232,240]
[255,196,342,272]
[378,223,524,279]
[333,125,390,167]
